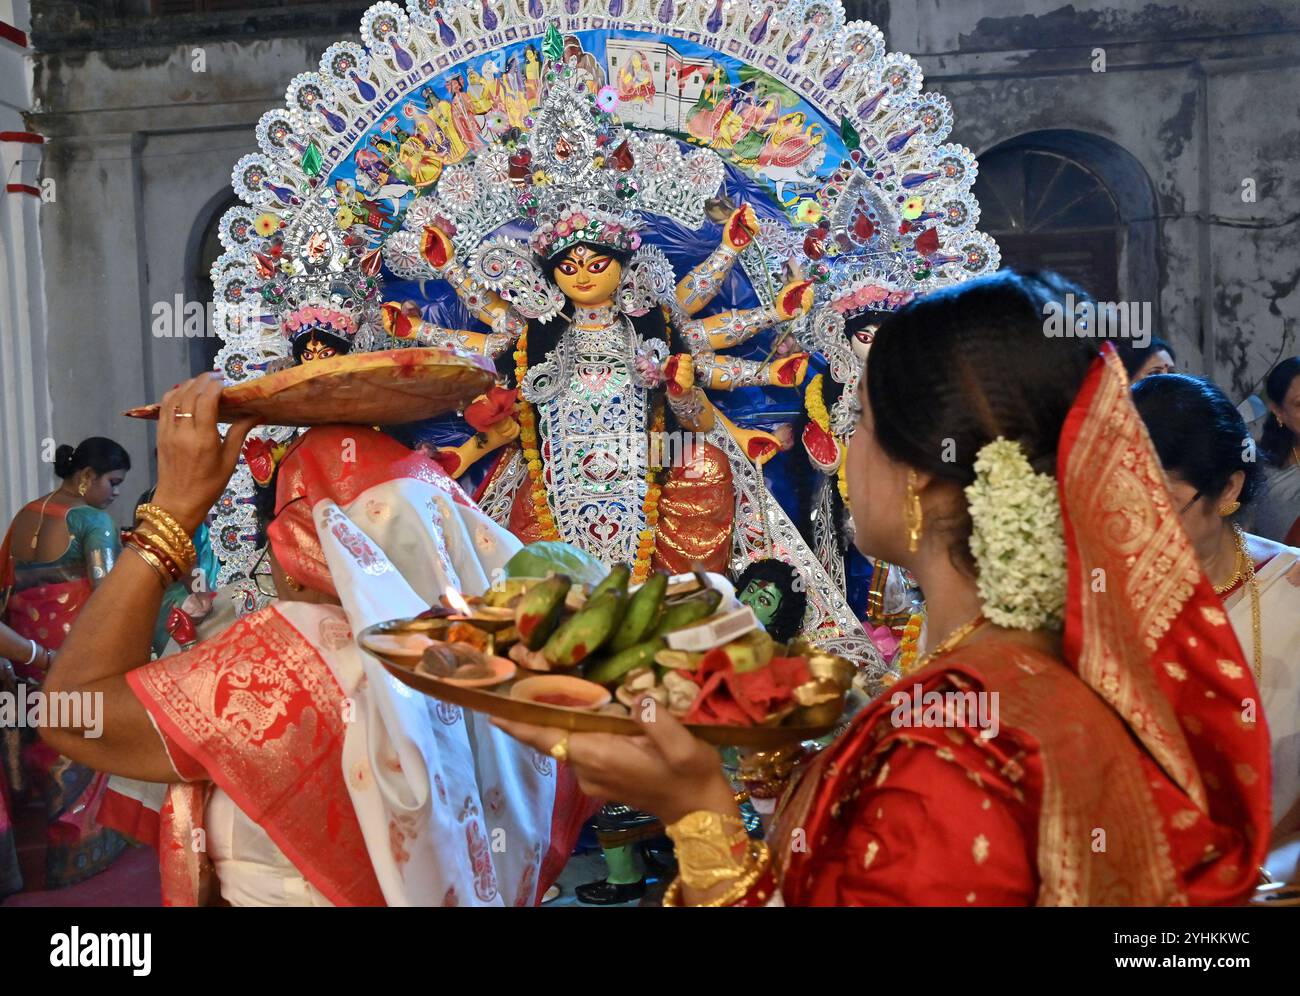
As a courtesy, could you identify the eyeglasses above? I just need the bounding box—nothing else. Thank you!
[250,545,277,597]
[1178,491,1202,515]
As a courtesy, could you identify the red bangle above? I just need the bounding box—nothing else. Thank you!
[126,531,182,582]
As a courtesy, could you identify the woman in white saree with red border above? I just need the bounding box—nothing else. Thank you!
[41,377,585,906]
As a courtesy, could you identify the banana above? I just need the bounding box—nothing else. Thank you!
[482,577,532,608]
[607,571,669,652]
[588,563,631,602]
[514,575,572,650]
[653,588,722,637]
[586,637,667,686]
[654,648,703,671]
[541,590,625,668]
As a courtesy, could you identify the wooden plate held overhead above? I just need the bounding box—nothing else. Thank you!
[123,348,495,427]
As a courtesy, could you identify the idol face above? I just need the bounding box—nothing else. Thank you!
[299,335,339,363]
[850,323,878,362]
[553,246,622,306]
[738,580,782,627]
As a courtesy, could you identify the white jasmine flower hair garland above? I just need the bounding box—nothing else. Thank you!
[964,438,1067,630]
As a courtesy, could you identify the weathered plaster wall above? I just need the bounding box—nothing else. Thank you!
[882,0,1300,396]
[30,30,343,510]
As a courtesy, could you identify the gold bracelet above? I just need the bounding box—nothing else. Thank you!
[665,809,752,890]
[135,505,197,568]
[126,544,171,590]
[136,503,195,555]
[662,840,771,908]
[134,524,196,575]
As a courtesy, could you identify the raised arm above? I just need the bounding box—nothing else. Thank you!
[39,373,259,782]
[381,300,521,359]
[677,280,814,354]
[675,205,760,316]
[422,226,520,332]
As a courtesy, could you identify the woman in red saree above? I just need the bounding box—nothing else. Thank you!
[39,375,584,906]
[0,437,132,895]
[497,271,1273,906]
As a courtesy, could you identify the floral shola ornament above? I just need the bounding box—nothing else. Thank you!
[206,0,1001,679]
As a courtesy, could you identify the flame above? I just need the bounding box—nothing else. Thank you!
[443,587,472,616]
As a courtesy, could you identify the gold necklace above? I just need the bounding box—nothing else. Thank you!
[903,613,986,677]
[1213,530,1246,595]
[1219,524,1262,680]
[27,487,72,552]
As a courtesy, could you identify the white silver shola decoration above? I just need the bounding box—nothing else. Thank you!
[207,0,1000,679]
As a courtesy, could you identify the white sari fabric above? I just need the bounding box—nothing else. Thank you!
[1224,544,1300,833]
[111,471,564,906]
[1252,463,1300,544]
[309,476,559,906]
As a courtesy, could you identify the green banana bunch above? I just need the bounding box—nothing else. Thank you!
[607,571,668,653]
[514,575,571,650]
[653,588,722,637]
[585,637,666,685]
[541,590,626,668]
[588,563,631,602]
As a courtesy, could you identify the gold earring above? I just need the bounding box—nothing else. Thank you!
[1217,501,1241,517]
[905,470,923,552]
[77,479,89,497]
[284,574,301,592]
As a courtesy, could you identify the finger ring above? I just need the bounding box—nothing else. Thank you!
[172,408,194,420]
[549,734,570,763]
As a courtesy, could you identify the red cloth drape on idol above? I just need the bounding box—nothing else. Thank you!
[753,351,1271,906]
[101,427,586,906]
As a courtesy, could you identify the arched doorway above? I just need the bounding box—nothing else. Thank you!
[186,191,240,377]
[973,130,1159,308]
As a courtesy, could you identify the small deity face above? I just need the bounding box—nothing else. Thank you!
[553,246,622,306]
[738,580,783,628]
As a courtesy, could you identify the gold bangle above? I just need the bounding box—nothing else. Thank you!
[126,544,171,590]
[662,840,771,908]
[665,809,752,890]
[137,505,195,558]
[134,524,195,575]
[136,515,191,559]
[135,505,197,568]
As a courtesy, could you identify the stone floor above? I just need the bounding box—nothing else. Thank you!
[2,833,661,908]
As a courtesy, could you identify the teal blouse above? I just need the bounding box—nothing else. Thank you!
[13,505,120,591]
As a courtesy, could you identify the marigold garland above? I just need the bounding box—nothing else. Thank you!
[804,374,831,431]
[894,612,925,677]
[515,325,664,583]
[804,374,851,500]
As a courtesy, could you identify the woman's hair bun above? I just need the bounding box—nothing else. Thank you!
[54,444,77,478]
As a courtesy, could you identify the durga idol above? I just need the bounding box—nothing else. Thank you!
[379,76,816,585]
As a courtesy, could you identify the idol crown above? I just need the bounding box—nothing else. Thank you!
[529,207,642,260]
[280,298,358,344]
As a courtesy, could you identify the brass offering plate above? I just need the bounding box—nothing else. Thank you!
[360,618,840,748]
